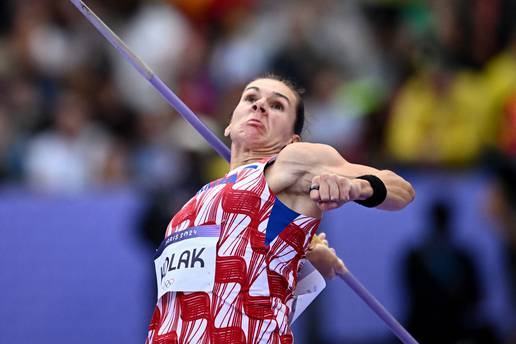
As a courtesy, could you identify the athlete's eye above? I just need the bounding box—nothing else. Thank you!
[271,102,284,111]
[244,94,257,102]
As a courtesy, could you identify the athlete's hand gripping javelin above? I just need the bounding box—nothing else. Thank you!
[307,232,347,279]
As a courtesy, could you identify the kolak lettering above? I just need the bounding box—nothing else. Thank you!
[161,247,206,281]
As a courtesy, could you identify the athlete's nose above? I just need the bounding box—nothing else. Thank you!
[252,99,266,113]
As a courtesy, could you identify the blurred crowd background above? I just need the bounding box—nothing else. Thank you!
[1,0,515,343]
[1,0,515,193]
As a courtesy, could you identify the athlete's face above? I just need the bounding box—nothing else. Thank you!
[225,78,300,151]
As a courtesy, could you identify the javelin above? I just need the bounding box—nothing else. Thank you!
[69,1,419,343]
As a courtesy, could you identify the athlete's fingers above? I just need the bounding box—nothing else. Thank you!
[318,175,331,202]
[337,177,351,203]
[310,176,321,202]
[326,175,340,202]
[348,179,362,201]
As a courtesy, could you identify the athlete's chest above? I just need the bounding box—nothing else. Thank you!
[169,165,274,230]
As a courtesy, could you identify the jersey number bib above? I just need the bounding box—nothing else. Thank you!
[154,225,220,299]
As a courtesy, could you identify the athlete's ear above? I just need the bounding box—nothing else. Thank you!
[224,123,231,137]
[290,134,301,143]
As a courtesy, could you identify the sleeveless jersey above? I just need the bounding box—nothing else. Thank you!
[146,159,321,344]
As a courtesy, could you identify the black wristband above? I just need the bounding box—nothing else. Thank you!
[354,175,387,208]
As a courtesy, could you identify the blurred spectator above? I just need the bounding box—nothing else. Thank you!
[385,47,516,166]
[385,62,492,165]
[430,0,515,69]
[112,2,191,113]
[132,112,187,192]
[92,74,138,143]
[402,200,497,344]
[384,1,516,166]
[100,140,130,186]
[303,67,367,155]
[24,90,110,193]
[174,29,218,117]
[209,1,285,88]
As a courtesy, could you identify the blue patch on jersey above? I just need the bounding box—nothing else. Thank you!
[265,197,300,246]
[197,173,237,194]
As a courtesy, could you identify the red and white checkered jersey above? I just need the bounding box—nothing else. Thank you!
[147,158,320,344]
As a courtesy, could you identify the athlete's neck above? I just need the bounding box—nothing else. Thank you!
[229,143,280,170]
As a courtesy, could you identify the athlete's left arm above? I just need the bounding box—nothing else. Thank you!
[306,233,346,279]
[273,142,415,212]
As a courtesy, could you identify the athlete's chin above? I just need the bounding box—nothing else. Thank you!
[232,128,291,153]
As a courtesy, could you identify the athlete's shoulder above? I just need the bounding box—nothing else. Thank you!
[276,142,342,167]
[265,143,320,194]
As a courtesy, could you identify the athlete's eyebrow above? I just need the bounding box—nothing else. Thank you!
[244,86,291,105]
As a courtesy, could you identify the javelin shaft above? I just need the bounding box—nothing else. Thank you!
[339,271,419,344]
[69,0,231,162]
[70,1,417,342]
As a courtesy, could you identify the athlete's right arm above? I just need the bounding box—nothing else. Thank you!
[268,142,415,214]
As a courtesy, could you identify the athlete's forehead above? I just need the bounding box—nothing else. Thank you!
[243,79,295,105]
